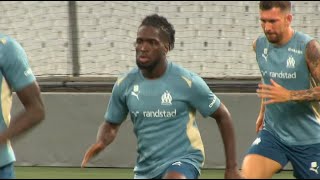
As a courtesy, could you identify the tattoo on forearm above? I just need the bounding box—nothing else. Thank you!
[306,40,320,82]
[290,88,320,102]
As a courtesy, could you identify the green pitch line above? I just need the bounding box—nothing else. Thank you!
[15,167,294,179]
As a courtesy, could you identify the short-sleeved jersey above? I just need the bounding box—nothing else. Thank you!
[105,61,221,178]
[0,34,36,167]
[256,31,320,145]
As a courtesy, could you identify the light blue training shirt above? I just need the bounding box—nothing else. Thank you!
[256,31,320,145]
[105,61,221,178]
[0,34,36,167]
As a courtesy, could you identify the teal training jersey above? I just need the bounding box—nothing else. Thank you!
[105,61,221,178]
[256,31,320,145]
[0,34,36,167]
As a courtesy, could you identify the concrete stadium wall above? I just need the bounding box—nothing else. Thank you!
[10,93,293,169]
[0,1,318,78]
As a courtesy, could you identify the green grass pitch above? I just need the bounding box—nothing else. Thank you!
[15,166,295,179]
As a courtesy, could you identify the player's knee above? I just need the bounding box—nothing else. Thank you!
[241,155,281,179]
[162,171,187,179]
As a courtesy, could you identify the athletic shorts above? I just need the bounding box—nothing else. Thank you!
[150,161,200,179]
[0,163,15,179]
[246,129,320,179]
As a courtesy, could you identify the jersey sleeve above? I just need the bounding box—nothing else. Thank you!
[104,77,129,124]
[189,74,221,117]
[1,37,35,91]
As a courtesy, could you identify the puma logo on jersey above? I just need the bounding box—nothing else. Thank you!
[262,54,268,62]
[131,85,140,100]
[131,111,139,117]
[310,162,319,174]
[131,91,139,100]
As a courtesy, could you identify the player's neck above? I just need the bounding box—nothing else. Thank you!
[141,59,168,80]
[277,27,295,46]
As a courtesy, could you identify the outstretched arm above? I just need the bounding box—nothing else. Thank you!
[210,103,242,179]
[0,82,45,144]
[257,39,320,104]
[81,121,120,168]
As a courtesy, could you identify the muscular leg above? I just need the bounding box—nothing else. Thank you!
[163,171,187,179]
[241,154,282,179]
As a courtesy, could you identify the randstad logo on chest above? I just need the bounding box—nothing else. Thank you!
[142,90,177,118]
[269,71,296,79]
[143,109,177,118]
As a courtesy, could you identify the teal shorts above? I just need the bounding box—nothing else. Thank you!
[246,129,320,179]
[0,163,15,179]
[152,161,199,179]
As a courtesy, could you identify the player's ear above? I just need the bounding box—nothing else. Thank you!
[161,43,169,56]
[286,13,293,26]
[164,43,169,54]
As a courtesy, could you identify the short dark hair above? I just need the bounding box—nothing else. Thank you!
[140,14,175,51]
[259,1,291,12]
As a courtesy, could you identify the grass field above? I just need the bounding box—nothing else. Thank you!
[15,166,295,179]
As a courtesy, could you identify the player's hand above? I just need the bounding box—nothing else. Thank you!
[81,142,104,168]
[224,168,243,179]
[256,79,290,104]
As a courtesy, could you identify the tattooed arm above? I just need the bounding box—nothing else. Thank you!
[289,39,320,101]
[256,39,320,104]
